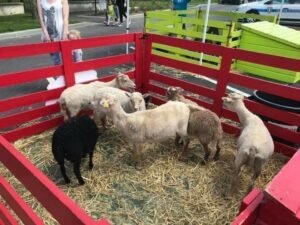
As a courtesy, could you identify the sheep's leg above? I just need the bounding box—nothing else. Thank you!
[247,156,264,193]
[230,151,249,193]
[101,116,107,129]
[179,136,190,161]
[202,143,211,165]
[88,151,94,170]
[133,143,143,170]
[73,161,84,185]
[58,161,70,184]
[213,141,221,161]
[175,133,181,146]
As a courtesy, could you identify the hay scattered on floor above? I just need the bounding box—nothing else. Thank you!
[0,126,288,225]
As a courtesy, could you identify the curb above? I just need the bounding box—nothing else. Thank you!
[0,22,98,40]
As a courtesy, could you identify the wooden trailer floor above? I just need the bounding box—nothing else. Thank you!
[0,125,289,225]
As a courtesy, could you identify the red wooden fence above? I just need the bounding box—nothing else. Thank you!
[0,32,299,224]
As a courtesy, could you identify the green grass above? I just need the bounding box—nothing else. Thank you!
[0,14,40,33]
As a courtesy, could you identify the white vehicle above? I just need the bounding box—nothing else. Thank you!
[236,0,300,24]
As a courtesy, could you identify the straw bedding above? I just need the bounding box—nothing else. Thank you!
[0,123,288,225]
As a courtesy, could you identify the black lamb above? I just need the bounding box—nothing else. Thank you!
[52,115,98,185]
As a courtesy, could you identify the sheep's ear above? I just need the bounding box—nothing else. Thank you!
[125,92,131,98]
[143,93,152,105]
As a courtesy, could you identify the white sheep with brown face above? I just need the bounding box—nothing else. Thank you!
[91,87,151,128]
[58,72,136,120]
[166,86,203,109]
[166,86,222,163]
[94,93,191,169]
[222,93,274,193]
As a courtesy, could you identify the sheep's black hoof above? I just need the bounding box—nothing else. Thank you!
[64,178,71,184]
[213,155,220,161]
[201,160,208,165]
[78,179,85,185]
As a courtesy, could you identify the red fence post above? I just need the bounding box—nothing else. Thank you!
[134,33,143,92]
[60,40,75,87]
[141,33,153,94]
[0,176,44,225]
[213,48,235,116]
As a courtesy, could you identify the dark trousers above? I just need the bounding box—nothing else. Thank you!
[117,3,126,23]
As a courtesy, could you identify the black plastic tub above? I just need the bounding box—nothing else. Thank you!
[249,90,300,147]
[253,90,300,114]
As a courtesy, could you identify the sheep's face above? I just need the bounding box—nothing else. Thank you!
[127,92,146,111]
[166,86,183,100]
[98,94,117,111]
[116,72,136,92]
[222,93,244,110]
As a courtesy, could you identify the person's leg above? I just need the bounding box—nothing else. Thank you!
[117,4,123,23]
[114,5,120,23]
[50,52,61,65]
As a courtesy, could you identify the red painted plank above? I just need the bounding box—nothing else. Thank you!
[266,122,299,144]
[0,200,18,225]
[151,96,166,106]
[273,142,297,158]
[0,66,63,88]
[234,48,300,72]
[134,33,143,91]
[151,54,219,80]
[142,34,153,93]
[2,116,63,142]
[0,88,63,112]
[74,54,135,72]
[149,71,216,99]
[150,33,225,55]
[0,42,60,59]
[0,177,44,225]
[61,40,75,87]
[213,47,234,116]
[148,83,213,110]
[240,188,264,212]
[246,100,300,127]
[231,188,264,225]
[265,150,300,214]
[0,104,60,130]
[0,136,108,225]
[69,33,135,49]
[229,72,300,102]
[257,193,300,225]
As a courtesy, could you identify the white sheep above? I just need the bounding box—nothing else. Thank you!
[94,93,191,169]
[222,93,274,193]
[166,86,222,163]
[92,87,151,128]
[59,72,136,120]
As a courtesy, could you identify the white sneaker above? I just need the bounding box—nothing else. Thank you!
[47,77,55,84]
[117,22,123,27]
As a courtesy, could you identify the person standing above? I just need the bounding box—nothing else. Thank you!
[37,0,69,65]
[116,0,127,26]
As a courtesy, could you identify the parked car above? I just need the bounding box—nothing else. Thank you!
[236,0,300,24]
